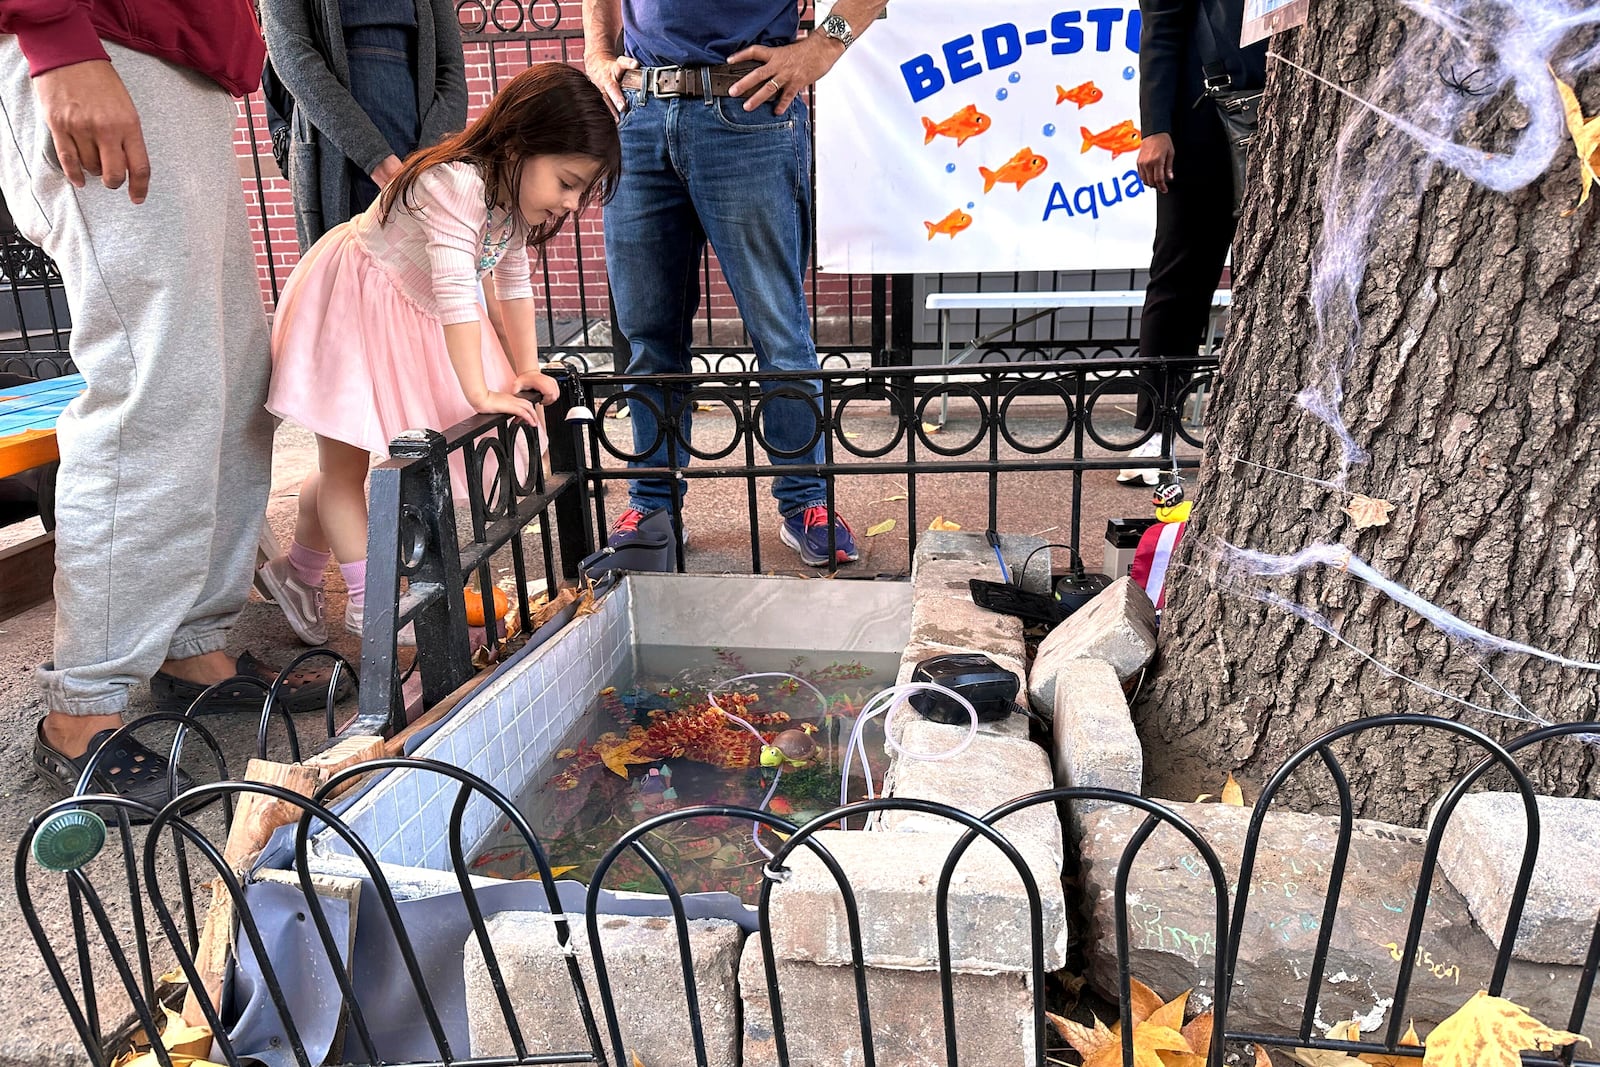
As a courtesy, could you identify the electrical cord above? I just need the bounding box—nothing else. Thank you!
[1016,542,1086,588]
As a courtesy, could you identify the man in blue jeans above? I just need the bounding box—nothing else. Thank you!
[583,0,886,567]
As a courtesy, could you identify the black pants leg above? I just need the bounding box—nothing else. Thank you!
[1135,107,1238,432]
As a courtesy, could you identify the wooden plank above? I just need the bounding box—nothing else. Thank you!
[0,428,58,478]
[183,759,325,1026]
[301,735,385,799]
[0,532,54,620]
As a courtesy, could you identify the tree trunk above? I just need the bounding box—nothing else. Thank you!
[1137,0,1600,823]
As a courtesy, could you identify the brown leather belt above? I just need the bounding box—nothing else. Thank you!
[619,62,762,99]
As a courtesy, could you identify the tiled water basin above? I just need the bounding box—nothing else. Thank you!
[318,574,913,875]
[470,644,901,899]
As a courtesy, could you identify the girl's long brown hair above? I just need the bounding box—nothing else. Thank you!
[379,62,621,247]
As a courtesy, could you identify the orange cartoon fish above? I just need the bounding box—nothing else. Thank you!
[1079,119,1142,158]
[979,147,1049,193]
[921,103,991,147]
[1056,81,1103,108]
[924,208,973,240]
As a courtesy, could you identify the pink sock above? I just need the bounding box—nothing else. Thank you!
[287,540,331,588]
[340,560,367,613]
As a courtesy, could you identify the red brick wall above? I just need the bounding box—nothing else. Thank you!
[233,36,864,337]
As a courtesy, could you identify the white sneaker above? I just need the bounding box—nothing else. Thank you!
[1116,437,1164,487]
[344,603,417,647]
[256,555,328,645]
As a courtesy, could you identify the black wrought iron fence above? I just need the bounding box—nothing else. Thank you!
[16,711,1600,1067]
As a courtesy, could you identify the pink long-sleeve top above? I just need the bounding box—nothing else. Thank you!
[354,161,535,326]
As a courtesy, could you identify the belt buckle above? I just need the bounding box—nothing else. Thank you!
[642,66,660,97]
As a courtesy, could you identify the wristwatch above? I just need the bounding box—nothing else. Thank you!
[818,12,855,49]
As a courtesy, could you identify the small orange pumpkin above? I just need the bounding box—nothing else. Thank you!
[464,586,509,626]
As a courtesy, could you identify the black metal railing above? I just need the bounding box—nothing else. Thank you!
[16,712,1600,1067]
[577,357,1213,572]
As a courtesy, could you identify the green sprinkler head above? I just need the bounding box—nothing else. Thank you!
[32,808,107,872]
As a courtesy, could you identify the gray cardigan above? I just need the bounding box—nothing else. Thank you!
[261,0,468,250]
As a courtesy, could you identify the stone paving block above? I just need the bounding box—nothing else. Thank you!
[881,722,1062,866]
[1028,576,1155,713]
[465,912,744,1067]
[1437,793,1600,965]
[739,939,1035,1067]
[909,592,1024,660]
[1051,659,1142,835]
[914,531,1051,595]
[766,828,1067,971]
[1078,803,1600,1043]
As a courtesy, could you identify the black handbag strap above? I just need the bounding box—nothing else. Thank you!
[1192,0,1234,92]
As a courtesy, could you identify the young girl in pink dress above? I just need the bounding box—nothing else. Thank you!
[259,63,620,644]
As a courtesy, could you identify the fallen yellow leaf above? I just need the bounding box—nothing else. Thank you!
[865,519,897,537]
[597,739,651,779]
[632,1054,646,1067]
[1255,1046,1273,1067]
[1421,990,1587,1067]
[1222,772,1245,806]
[1553,66,1600,213]
[878,493,908,502]
[1047,1011,1116,1059]
[843,431,862,439]
[922,421,943,433]
[159,1008,213,1057]
[1342,494,1396,530]
[511,864,579,881]
[1359,1020,1422,1066]
[1284,1021,1366,1066]
[928,516,962,531]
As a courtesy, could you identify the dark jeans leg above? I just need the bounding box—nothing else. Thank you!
[1135,108,1237,432]
[604,93,704,514]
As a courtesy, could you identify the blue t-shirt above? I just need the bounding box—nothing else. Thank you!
[622,0,798,67]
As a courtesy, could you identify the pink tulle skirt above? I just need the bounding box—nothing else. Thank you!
[267,224,522,461]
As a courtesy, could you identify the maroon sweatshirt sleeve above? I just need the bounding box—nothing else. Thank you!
[0,0,111,77]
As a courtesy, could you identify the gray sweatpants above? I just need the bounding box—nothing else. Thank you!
[0,40,275,716]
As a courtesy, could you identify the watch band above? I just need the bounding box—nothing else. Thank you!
[820,13,855,49]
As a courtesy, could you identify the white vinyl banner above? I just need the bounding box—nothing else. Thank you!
[816,1,1156,274]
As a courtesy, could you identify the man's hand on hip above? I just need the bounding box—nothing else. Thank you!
[35,60,151,204]
[584,51,638,117]
[1137,132,1175,194]
[729,34,843,115]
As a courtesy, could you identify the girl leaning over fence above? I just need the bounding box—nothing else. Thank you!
[259,62,621,646]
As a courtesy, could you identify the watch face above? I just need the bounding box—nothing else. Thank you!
[823,14,853,42]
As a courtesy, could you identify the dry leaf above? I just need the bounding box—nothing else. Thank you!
[1421,990,1587,1067]
[1222,772,1245,806]
[1128,978,1166,1024]
[1553,66,1600,213]
[1255,1046,1274,1067]
[879,493,908,502]
[1083,1024,1189,1067]
[1342,494,1396,530]
[843,431,862,439]
[922,421,943,433]
[1047,1012,1116,1059]
[1182,1012,1215,1061]
[610,406,631,419]
[1194,793,1213,803]
[1359,1020,1422,1066]
[597,738,651,778]
[1284,1021,1367,1067]
[632,1054,646,1067]
[928,516,962,531]
[511,864,579,881]
[865,518,897,537]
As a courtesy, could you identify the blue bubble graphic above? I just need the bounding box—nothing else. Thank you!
[995,87,1009,101]
[967,201,975,209]
[1042,123,1057,137]
[1008,71,1022,83]
[1123,65,1136,80]
[945,162,957,173]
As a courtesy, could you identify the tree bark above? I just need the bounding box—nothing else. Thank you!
[1138,0,1600,822]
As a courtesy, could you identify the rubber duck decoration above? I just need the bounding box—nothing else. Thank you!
[1152,475,1192,523]
[760,723,819,769]
[1132,474,1192,612]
